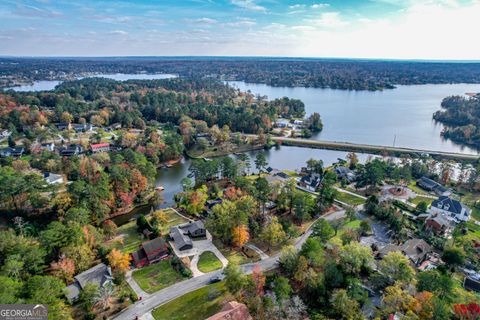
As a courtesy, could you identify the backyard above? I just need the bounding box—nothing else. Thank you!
[335,190,366,206]
[103,208,188,254]
[213,239,261,265]
[197,251,223,273]
[132,260,189,294]
[152,282,231,320]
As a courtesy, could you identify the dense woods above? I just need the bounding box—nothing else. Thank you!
[3,57,480,91]
[434,95,480,149]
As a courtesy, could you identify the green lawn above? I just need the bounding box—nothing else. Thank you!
[132,260,188,294]
[152,282,231,320]
[213,239,260,265]
[197,251,223,273]
[104,208,188,254]
[407,181,430,196]
[335,191,365,206]
[409,196,433,206]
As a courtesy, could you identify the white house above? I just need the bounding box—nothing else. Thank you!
[43,172,64,185]
[429,196,472,223]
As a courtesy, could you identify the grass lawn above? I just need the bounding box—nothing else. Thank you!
[213,239,260,265]
[132,260,188,294]
[152,282,231,320]
[104,208,188,254]
[471,207,480,221]
[407,181,430,196]
[197,251,223,273]
[409,196,433,206]
[335,191,365,206]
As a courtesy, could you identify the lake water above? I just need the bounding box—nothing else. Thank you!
[4,73,177,92]
[227,81,480,155]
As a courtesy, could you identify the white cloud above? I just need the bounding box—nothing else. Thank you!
[225,18,256,27]
[231,0,266,12]
[108,30,128,36]
[289,4,305,9]
[311,3,330,9]
[311,12,349,28]
[188,17,218,25]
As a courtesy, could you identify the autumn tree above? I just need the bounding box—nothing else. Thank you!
[107,248,131,275]
[379,251,416,286]
[232,224,249,247]
[102,220,118,240]
[50,255,76,283]
[260,217,287,247]
[252,264,266,296]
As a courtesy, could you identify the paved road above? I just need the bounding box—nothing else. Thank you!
[111,210,345,320]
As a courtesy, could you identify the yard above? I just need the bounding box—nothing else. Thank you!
[409,195,433,206]
[103,208,188,254]
[335,191,366,206]
[213,239,261,265]
[197,251,223,273]
[152,282,231,320]
[132,260,189,294]
[407,180,431,196]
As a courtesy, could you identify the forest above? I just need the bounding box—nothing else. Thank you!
[3,57,480,91]
[433,95,480,149]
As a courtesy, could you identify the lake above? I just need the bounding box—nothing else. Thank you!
[4,73,177,92]
[227,81,480,155]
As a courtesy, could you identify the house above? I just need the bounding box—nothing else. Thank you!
[464,277,480,293]
[0,147,25,157]
[401,239,432,266]
[56,123,71,131]
[297,173,322,192]
[417,177,452,196]
[31,142,55,154]
[181,221,206,238]
[335,166,356,183]
[65,263,113,302]
[0,129,11,139]
[59,144,83,156]
[274,120,292,128]
[44,172,64,185]
[377,239,433,267]
[169,226,193,251]
[206,301,252,320]
[430,196,472,223]
[131,237,169,268]
[90,143,110,153]
[72,123,93,132]
[293,119,304,126]
[425,213,454,236]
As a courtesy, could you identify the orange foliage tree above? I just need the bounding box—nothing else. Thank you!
[107,248,131,274]
[252,264,266,296]
[50,256,76,283]
[232,224,249,247]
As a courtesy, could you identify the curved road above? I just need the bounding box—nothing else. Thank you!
[111,209,345,320]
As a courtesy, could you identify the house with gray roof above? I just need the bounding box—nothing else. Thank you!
[417,177,451,196]
[169,226,193,251]
[65,263,113,302]
[429,196,472,223]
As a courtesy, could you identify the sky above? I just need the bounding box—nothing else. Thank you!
[1,0,479,60]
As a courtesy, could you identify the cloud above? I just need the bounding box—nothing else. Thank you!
[289,4,305,9]
[311,12,349,28]
[88,15,132,24]
[231,0,266,12]
[188,17,218,25]
[311,3,330,9]
[108,30,128,36]
[225,18,256,27]
[13,4,62,18]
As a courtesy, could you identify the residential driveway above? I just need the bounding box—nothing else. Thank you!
[245,243,269,260]
[111,209,345,320]
[125,270,151,299]
[169,231,228,277]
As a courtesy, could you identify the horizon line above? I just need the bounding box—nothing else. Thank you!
[1,55,480,63]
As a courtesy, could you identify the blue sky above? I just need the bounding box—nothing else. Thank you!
[1,0,479,59]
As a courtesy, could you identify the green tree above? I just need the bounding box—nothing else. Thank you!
[330,289,364,320]
[339,242,374,275]
[254,152,268,173]
[416,201,428,213]
[379,251,415,285]
[259,216,287,246]
[0,276,22,304]
[224,262,246,295]
[79,282,100,312]
[312,218,335,242]
[442,246,466,271]
[416,270,454,300]
[273,276,292,302]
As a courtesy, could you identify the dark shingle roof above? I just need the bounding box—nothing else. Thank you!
[170,226,192,249]
[464,277,480,292]
[74,263,112,289]
[142,237,167,256]
[432,196,469,214]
